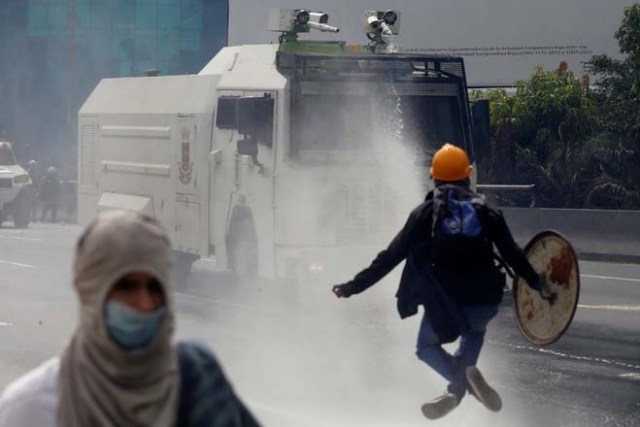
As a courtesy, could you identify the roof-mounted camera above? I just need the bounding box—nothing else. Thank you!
[270,8,339,43]
[364,10,401,51]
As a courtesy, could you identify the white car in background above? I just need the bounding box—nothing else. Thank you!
[0,142,32,228]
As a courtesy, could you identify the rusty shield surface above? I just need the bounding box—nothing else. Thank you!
[512,230,580,346]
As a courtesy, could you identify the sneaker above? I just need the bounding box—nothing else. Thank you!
[421,392,460,420]
[465,366,502,412]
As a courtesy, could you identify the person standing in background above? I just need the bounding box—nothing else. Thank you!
[38,167,61,222]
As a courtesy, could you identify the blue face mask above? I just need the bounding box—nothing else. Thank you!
[104,301,167,351]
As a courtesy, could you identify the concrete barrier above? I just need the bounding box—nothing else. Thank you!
[502,207,640,263]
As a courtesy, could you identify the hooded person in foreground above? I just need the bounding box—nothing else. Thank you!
[0,210,260,427]
[332,143,547,420]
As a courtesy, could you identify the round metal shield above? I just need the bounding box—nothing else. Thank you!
[512,230,580,346]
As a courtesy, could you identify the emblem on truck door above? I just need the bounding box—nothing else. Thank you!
[179,126,194,185]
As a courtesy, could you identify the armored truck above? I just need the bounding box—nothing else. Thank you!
[78,9,479,281]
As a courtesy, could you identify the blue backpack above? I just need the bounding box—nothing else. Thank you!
[431,186,488,262]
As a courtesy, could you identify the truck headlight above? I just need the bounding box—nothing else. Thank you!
[309,263,324,274]
[13,174,30,184]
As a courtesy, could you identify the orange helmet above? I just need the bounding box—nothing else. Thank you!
[430,143,473,182]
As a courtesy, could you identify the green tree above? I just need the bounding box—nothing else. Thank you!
[476,65,596,207]
[615,4,640,94]
[581,4,640,208]
[476,4,640,209]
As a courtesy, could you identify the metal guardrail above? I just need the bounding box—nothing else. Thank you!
[502,207,640,263]
[477,184,536,207]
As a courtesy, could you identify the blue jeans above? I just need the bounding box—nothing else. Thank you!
[416,304,499,398]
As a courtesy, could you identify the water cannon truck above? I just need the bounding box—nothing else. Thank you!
[77,8,482,282]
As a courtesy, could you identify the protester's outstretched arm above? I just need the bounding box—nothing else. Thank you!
[333,207,423,298]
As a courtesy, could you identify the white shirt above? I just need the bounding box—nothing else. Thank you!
[0,358,59,427]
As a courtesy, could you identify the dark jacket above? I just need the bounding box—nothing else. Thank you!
[177,341,260,426]
[38,173,61,204]
[342,185,539,319]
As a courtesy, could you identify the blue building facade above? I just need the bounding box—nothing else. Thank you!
[0,0,228,176]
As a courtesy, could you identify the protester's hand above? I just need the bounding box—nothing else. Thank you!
[332,284,351,298]
[529,273,544,292]
[533,272,557,304]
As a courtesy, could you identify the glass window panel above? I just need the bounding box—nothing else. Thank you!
[180,30,200,52]
[49,3,69,35]
[28,3,49,36]
[119,60,134,76]
[91,0,111,29]
[91,31,112,60]
[135,35,156,63]
[181,0,202,30]
[158,35,179,63]
[112,29,135,61]
[76,2,92,30]
[74,28,91,41]
[135,1,157,30]
[136,28,156,38]
[113,0,134,28]
[158,4,180,33]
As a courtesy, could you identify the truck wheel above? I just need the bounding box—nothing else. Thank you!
[13,197,31,229]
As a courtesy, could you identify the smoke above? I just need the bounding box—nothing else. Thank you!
[259,77,430,285]
[178,273,543,427]
[177,69,553,427]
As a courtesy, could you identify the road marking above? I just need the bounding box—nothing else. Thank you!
[582,274,640,283]
[0,259,39,269]
[619,373,640,381]
[578,304,640,312]
[0,235,42,242]
[491,340,640,371]
[0,322,12,327]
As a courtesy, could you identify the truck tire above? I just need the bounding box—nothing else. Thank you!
[12,196,31,229]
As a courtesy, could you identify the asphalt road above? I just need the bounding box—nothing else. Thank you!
[0,223,639,426]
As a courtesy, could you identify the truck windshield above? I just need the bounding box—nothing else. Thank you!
[290,92,466,164]
[0,150,17,166]
[292,95,373,154]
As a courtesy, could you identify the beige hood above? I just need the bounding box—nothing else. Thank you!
[57,210,179,427]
